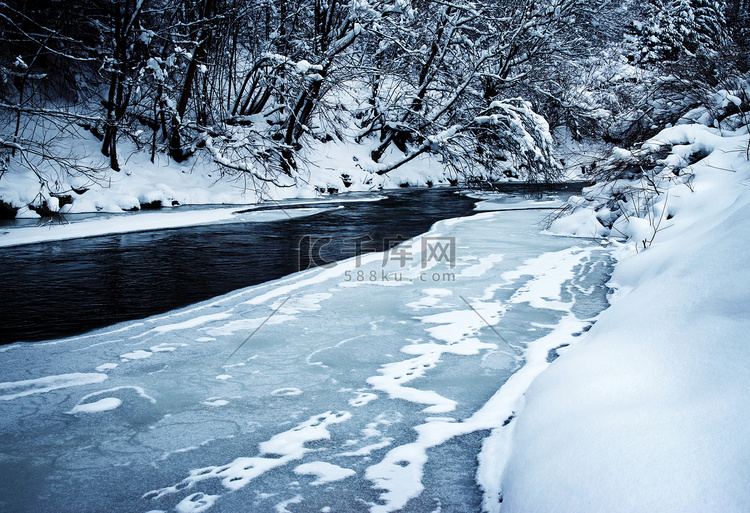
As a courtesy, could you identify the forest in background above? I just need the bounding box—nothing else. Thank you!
[1,0,749,210]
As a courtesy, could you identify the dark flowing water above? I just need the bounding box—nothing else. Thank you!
[0,189,486,344]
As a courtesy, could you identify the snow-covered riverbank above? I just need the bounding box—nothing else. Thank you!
[0,194,391,248]
[0,134,462,219]
[496,123,750,512]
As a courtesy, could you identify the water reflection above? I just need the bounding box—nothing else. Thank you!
[0,189,480,343]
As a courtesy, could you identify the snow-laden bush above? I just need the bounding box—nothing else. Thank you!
[536,47,714,163]
[546,78,750,249]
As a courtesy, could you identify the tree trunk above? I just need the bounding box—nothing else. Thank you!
[170,0,216,161]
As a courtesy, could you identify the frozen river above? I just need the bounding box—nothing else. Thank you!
[0,194,613,512]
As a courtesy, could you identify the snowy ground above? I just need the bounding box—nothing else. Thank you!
[0,125,465,220]
[497,122,750,511]
[0,196,613,513]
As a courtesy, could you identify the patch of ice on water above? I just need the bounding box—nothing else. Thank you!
[271,388,303,397]
[406,288,452,310]
[306,335,367,367]
[425,416,455,422]
[241,255,383,307]
[365,297,506,413]
[120,350,153,360]
[365,244,602,512]
[348,391,378,407]
[0,373,107,401]
[69,386,156,415]
[259,411,351,459]
[215,375,231,381]
[365,413,402,437]
[202,399,229,407]
[151,343,185,352]
[294,462,356,485]
[67,397,122,413]
[95,363,118,372]
[154,435,237,464]
[274,495,303,513]
[479,283,506,301]
[175,492,219,513]
[401,338,496,357]
[148,313,232,334]
[32,323,144,348]
[275,293,332,314]
[366,353,457,413]
[338,279,407,288]
[456,253,504,278]
[419,301,504,345]
[502,247,594,310]
[367,313,590,513]
[145,411,351,504]
[336,438,393,457]
[202,315,293,337]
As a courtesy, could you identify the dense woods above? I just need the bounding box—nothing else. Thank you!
[1,0,748,196]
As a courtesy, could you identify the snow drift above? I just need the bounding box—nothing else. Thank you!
[497,94,750,512]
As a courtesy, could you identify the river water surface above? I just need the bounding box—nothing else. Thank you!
[0,189,614,513]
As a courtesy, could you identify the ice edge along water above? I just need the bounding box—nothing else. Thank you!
[0,199,360,248]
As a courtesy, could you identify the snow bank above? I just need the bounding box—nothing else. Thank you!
[547,121,750,248]
[0,114,457,220]
[496,119,750,511]
[0,205,337,248]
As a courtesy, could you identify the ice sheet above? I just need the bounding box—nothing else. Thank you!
[0,199,613,513]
